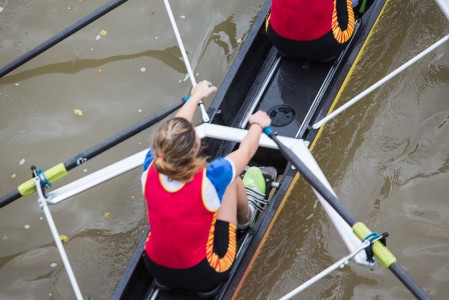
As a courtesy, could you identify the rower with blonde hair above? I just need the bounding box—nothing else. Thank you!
[141,80,272,292]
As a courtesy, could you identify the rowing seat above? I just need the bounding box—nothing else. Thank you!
[153,279,224,299]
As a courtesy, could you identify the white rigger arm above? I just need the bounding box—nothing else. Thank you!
[44,123,367,265]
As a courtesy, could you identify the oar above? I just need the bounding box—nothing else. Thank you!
[0,0,128,78]
[0,101,183,208]
[163,0,210,123]
[434,0,449,20]
[262,127,430,300]
[312,33,449,129]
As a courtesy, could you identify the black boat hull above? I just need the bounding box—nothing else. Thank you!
[112,1,387,299]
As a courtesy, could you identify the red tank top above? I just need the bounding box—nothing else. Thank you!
[270,0,333,41]
[143,164,215,268]
[270,0,357,42]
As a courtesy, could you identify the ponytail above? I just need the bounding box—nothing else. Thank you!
[152,117,207,181]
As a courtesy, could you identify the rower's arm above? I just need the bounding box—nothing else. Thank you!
[226,111,271,176]
[175,80,216,122]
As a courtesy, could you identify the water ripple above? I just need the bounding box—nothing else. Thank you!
[64,0,81,13]
[0,135,15,149]
[4,109,20,123]
[15,124,30,137]
[31,112,50,125]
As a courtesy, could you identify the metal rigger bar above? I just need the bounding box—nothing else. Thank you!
[32,167,83,300]
[279,240,371,300]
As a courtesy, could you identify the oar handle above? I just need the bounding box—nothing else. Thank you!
[199,101,210,123]
[262,126,274,136]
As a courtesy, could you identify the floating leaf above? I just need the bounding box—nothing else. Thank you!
[60,234,69,243]
[74,109,83,116]
[2,234,7,240]
[104,212,110,218]
[99,28,108,37]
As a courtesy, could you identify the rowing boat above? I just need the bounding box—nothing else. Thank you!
[0,0,437,298]
[111,1,393,299]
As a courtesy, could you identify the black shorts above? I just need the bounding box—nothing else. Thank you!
[143,220,237,292]
[267,25,347,62]
[267,0,352,62]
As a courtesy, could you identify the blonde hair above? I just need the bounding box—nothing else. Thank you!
[152,117,207,182]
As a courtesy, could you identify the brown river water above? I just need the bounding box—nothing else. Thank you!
[1,0,449,299]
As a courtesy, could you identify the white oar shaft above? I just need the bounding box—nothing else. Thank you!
[163,0,210,122]
[313,33,449,129]
[34,177,83,300]
[163,0,196,86]
[434,0,449,20]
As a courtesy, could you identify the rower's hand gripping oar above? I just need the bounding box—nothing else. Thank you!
[0,101,184,208]
[261,126,430,300]
[163,0,210,123]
